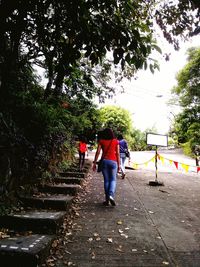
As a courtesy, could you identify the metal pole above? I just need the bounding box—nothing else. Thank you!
[155,146,158,182]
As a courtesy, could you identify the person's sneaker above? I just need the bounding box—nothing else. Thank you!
[109,196,116,206]
[122,173,125,179]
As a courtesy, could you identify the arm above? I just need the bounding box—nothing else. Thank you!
[86,144,89,156]
[116,143,121,173]
[92,143,102,171]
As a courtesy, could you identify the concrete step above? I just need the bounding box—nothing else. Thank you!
[19,194,73,210]
[70,164,91,173]
[53,176,83,185]
[0,234,54,267]
[0,210,66,234]
[59,171,86,178]
[39,183,81,195]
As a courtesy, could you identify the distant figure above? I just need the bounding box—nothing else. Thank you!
[78,136,88,171]
[118,134,130,179]
[92,128,120,206]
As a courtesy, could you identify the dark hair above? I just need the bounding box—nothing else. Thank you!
[97,130,103,141]
[118,134,123,140]
[80,136,87,143]
[101,128,115,140]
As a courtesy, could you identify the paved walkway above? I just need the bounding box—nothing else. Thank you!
[51,164,200,267]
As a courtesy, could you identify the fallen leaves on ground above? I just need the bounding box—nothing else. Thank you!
[0,231,10,239]
[91,251,96,259]
[116,245,123,252]
[162,261,169,265]
[148,210,154,214]
[131,248,137,252]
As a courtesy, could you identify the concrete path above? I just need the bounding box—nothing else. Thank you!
[51,161,200,267]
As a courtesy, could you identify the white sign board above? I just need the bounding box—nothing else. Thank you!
[146,133,168,147]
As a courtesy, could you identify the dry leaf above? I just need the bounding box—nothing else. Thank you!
[162,261,169,265]
[93,232,99,237]
[65,232,72,236]
[120,233,128,239]
[91,251,96,259]
[117,220,123,225]
[64,250,71,255]
[52,240,59,248]
[132,248,137,252]
[1,234,10,239]
[116,247,123,252]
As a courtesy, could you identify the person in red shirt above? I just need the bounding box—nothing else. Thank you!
[93,128,120,206]
[78,136,88,171]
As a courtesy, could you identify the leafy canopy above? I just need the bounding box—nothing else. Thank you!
[0,0,158,96]
[170,47,200,154]
[99,105,133,137]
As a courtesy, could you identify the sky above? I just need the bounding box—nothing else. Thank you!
[100,35,200,134]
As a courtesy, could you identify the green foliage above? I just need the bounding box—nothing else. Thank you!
[170,47,200,156]
[172,47,200,107]
[97,105,157,151]
[155,1,200,49]
[129,129,147,151]
[0,61,100,193]
[99,105,132,137]
[182,142,193,157]
[0,0,161,98]
[129,127,158,151]
[187,122,200,153]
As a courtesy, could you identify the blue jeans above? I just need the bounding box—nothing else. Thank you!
[120,154,126,174]
[102,159,117,199]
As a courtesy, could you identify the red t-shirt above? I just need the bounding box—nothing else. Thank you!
[99,139,119,161]
[79,142,87,153]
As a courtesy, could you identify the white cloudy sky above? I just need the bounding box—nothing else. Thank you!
[101,35,200,134]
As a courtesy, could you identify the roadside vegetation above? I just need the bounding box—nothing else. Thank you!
[169,47,200,159]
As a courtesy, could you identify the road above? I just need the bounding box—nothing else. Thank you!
[55,149,200,267]
[88,148,198,175]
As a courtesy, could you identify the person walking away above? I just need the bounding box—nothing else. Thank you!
[118,134,130,179]
[78,137,88,171]
[92,128,120,206]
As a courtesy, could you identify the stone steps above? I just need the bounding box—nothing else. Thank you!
[53,176,83,185]
[0,160,91,266]
[39,183,81,195]
[0,234,54,267]
[19,194,73,210]
[59,171,86,178]
[0,210,66,234]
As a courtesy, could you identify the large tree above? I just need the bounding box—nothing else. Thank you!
[1,0,199,101]
[170,47,200,154]
[0,0,156,99]
[99,105,133,137]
